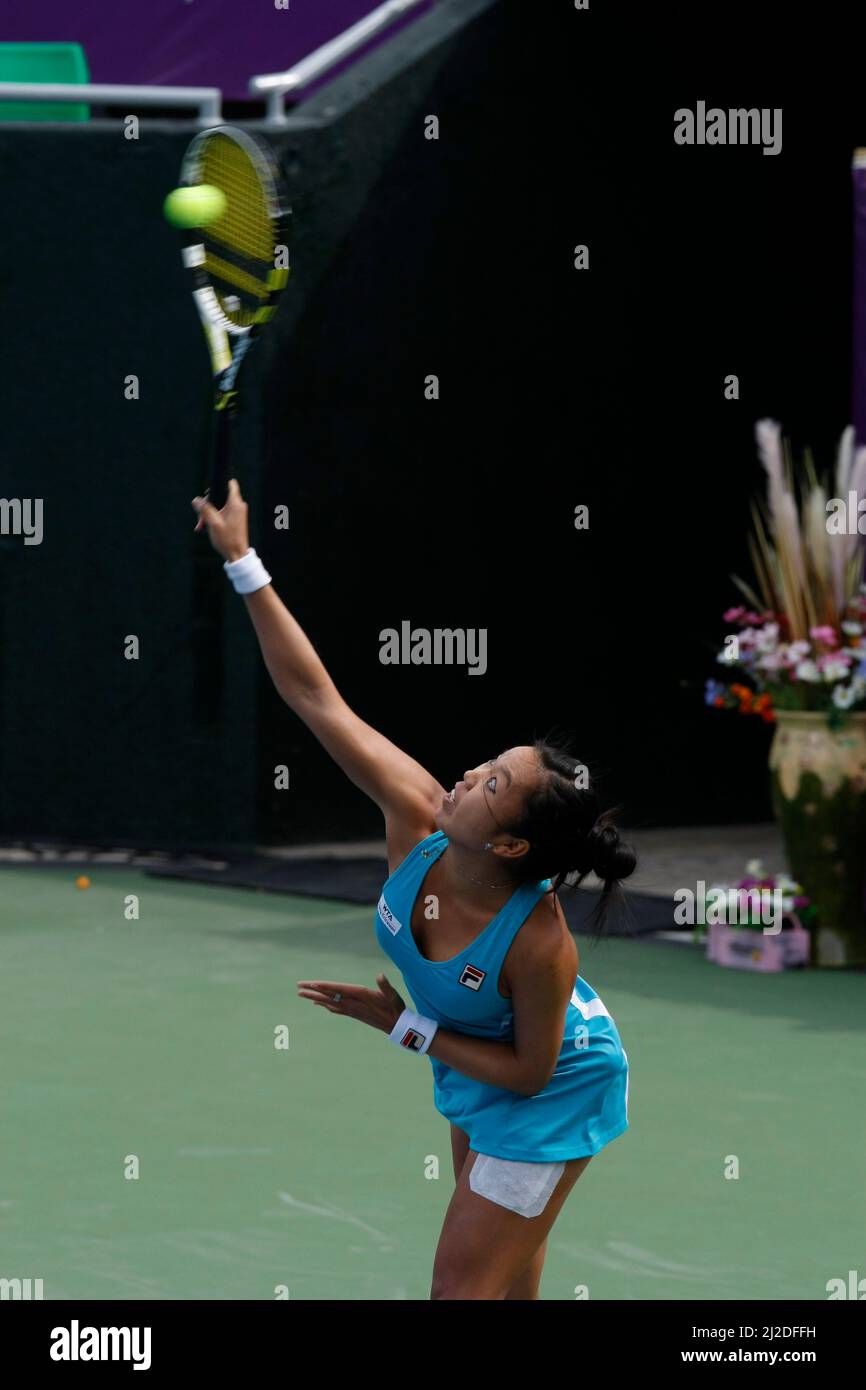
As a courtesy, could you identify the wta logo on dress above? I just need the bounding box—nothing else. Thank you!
[377,894,402,935]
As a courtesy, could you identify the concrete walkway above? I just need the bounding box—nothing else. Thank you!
[260,822,788,899]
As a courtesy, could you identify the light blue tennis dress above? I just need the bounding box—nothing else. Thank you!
[375,830,630,1162]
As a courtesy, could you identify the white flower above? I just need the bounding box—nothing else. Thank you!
[745,858,765,877]
[822,658,852,681]
[832,683,857,709]
[842,621,863,635]
[851,675,866,697]
[787,640,811,662]
[795,659,821,682]
[775,872,797,892]
[755,622,780,653]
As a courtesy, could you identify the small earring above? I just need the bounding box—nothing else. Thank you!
[484,842,493,850]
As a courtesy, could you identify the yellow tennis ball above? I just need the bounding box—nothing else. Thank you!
[163,184,226,228]
[75,875,91,890]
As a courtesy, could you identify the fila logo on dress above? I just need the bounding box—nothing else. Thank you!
[459,964,486,990]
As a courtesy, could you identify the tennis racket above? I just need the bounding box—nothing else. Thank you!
[178,125,290,509]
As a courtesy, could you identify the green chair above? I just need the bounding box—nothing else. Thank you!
[0,42,90,121]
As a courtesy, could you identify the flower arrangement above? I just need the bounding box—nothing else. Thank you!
[692,862,818,942]
[707,420,866,725]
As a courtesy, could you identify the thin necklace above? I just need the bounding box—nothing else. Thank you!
[427,849,512,890]
[422,836,513,890]
[453,861,513,889]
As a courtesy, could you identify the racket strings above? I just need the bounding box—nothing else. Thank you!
[200,134,276,325]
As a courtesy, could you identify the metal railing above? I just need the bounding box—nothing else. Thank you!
[249,0,430,123]
[0,0,432,127]
[0,83,223,126]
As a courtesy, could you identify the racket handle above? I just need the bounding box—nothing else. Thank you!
[208,400,234,510]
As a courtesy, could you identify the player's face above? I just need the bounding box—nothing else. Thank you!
[435,745,541,848]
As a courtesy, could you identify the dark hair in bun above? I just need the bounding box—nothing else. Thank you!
[504,736,637,938]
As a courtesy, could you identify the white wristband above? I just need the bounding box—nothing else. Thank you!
[223,547,272,594]
[389,1007,439,1055]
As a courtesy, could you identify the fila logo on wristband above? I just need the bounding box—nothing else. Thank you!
[459,963,486,990]
[389,1007,438,1054]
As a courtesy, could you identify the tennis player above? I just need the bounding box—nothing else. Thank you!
[193,480,636,1301]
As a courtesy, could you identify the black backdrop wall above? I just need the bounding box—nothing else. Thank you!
[0,0,861,850]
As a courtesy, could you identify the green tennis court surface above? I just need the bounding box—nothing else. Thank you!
[1,866,864,1300]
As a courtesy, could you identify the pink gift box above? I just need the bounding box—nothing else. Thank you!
[706,915,811,972]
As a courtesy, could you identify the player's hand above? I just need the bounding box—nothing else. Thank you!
[191,477,250,561]
[296,974,406,1035]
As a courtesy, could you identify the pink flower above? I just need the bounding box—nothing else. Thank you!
[785,640,811,664]
[724,607,769,629]
[810,625,838,647]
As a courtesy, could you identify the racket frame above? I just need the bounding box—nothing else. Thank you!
[178,124,290,508]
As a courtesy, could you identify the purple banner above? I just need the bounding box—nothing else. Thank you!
[852,152,866,443]
[1,0,432,103]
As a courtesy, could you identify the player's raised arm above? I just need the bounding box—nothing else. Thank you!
[192,481,444,859]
